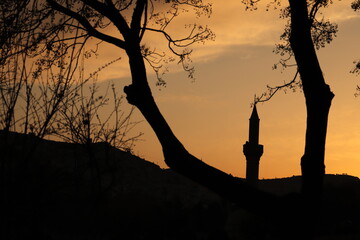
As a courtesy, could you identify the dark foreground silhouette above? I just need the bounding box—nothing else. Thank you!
[1,131,359,240]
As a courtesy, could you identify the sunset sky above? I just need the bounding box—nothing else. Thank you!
[85,0,360,179]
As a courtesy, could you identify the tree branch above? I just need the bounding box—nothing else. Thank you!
[145,26,213,48]
[131,0,146,38]
[46,0,126,49]
[255,70,299,104]
[83,0,131,40]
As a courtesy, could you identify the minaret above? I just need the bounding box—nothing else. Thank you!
[243,104,263,187]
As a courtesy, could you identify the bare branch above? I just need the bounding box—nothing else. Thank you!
[255,70,300,104]
[46,0,126,49]
[145,25,214,49]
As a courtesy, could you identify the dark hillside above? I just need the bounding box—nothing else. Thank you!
[1,131,359,240]
[0,131,225,240]
[258,175,360,239]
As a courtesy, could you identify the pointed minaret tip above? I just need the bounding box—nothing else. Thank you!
[248,104,260,144]
[250,104,259,120]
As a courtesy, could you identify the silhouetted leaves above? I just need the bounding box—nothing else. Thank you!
[352,0,360,11]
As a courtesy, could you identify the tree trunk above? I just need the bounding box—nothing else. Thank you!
[288,0,335,237]
[123,42,284,216]
[122,0,335,233]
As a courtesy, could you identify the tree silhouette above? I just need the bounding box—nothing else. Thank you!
[287,0,334,236]
[351,0,360,77]
[0,0,347,239]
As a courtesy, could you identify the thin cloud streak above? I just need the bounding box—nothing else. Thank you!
[90,0,359,83]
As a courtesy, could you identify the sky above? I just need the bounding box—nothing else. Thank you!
[84,0,360,179]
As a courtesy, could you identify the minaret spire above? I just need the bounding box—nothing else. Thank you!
[249,104,259,144]
[243,104,264,187]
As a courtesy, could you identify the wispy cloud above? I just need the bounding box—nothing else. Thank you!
[94,0,359,82]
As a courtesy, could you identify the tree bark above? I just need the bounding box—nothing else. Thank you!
[288,0,335,236]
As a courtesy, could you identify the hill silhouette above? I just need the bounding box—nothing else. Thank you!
[1,131,359,239]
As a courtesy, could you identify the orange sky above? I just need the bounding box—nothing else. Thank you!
[86,0,360,179]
